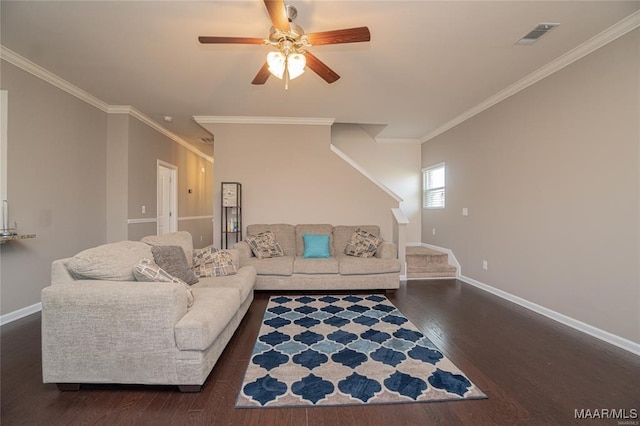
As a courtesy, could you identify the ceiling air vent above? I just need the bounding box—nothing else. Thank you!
[516,23,559,45]
[200,137,214,145]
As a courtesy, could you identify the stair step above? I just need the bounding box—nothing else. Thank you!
[407,263,457,273]
[406,270,457,279]
[406,246,448,265]
[405,246,457,279]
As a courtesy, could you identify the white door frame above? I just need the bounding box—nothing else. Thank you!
[157,160,178,235]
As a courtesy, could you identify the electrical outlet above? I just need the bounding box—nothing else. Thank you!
[482,260,488,270]
[141,205,146,214]
[463,207,468,216]
[432,228,436,236]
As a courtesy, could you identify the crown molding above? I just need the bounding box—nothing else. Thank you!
[110,106,213,163]
[0,46,110,113]
[193,116,335,126]
[0,46,212,163]
[375,137,422,144]
[422,10,640,143]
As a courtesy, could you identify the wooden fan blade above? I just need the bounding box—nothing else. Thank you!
[306,27,371,46]
[263,0,290,32]
[252,62,271,85]
[199,36,264,44]
[305,52,340,84]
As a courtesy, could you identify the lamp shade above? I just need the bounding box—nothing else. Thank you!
[287,53,306,80]
[267,51,285,79]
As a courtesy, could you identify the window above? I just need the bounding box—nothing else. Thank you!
[423,163,445,209]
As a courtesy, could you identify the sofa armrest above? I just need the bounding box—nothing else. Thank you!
[174,287,240,351]
[41,281,189,384]
[51,258,76,285]
[234,241,253,265]
[375,241,397,259]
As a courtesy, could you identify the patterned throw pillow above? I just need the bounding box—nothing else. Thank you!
[193,247,237,277]
[151,245,199,285]
[133,258,194,307]
[245,231,285,259]
[343,227,384,258]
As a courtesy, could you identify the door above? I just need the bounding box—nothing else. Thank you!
[157,162,177,235]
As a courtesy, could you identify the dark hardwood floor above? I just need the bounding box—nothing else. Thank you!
[2,280,638,425]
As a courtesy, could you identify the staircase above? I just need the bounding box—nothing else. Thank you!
[406,246,457,279]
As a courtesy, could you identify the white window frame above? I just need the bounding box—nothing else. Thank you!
[423,162,445,209]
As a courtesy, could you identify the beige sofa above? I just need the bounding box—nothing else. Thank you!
[41,232,256,392]
[235,224,400,292]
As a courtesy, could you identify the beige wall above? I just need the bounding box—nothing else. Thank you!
[332,123,422,242]
[0,61,214,317]
[0,61,107,315]
[206,123,399,247]
[127,117,214,248]
[421,29,639,343]
[106,114,129,242]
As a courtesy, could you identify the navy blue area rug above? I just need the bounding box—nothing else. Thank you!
[236,294,487,407]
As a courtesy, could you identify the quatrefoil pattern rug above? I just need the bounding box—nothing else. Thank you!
[236,294,486,407]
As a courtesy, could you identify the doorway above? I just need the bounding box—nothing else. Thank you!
[157,161,177,235]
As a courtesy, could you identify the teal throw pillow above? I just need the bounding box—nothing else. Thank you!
[302,234,331,258]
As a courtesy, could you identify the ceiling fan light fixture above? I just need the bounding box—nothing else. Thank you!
[266,50,306,81]
[198,1,371,86]
[267,51,286,79]
[287,53,306,79]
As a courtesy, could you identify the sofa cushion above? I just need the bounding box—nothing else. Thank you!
[246,224,296,256]
[195,265,256,304]
[343,227,384,258]
[244,256,294,276]
[141,231,195,268]
[302,234,331,258]
[67,241,153,281]
[337,255,401,275]
[174,287,240,351]
[295,224,334,256]
[294,257,340,274]
[152,246,199,285]
[133,258,194,307]
[193,247,237,277]
[246,231,285,259]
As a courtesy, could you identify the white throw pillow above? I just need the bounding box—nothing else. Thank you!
[67,241,153,281]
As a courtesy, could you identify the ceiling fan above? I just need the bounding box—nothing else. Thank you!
[198,0,371,88]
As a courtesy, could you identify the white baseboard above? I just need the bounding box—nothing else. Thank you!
[1,302,42,326]
[411,242,638,355]
[405,276,456,281]
[459,274,640,356]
